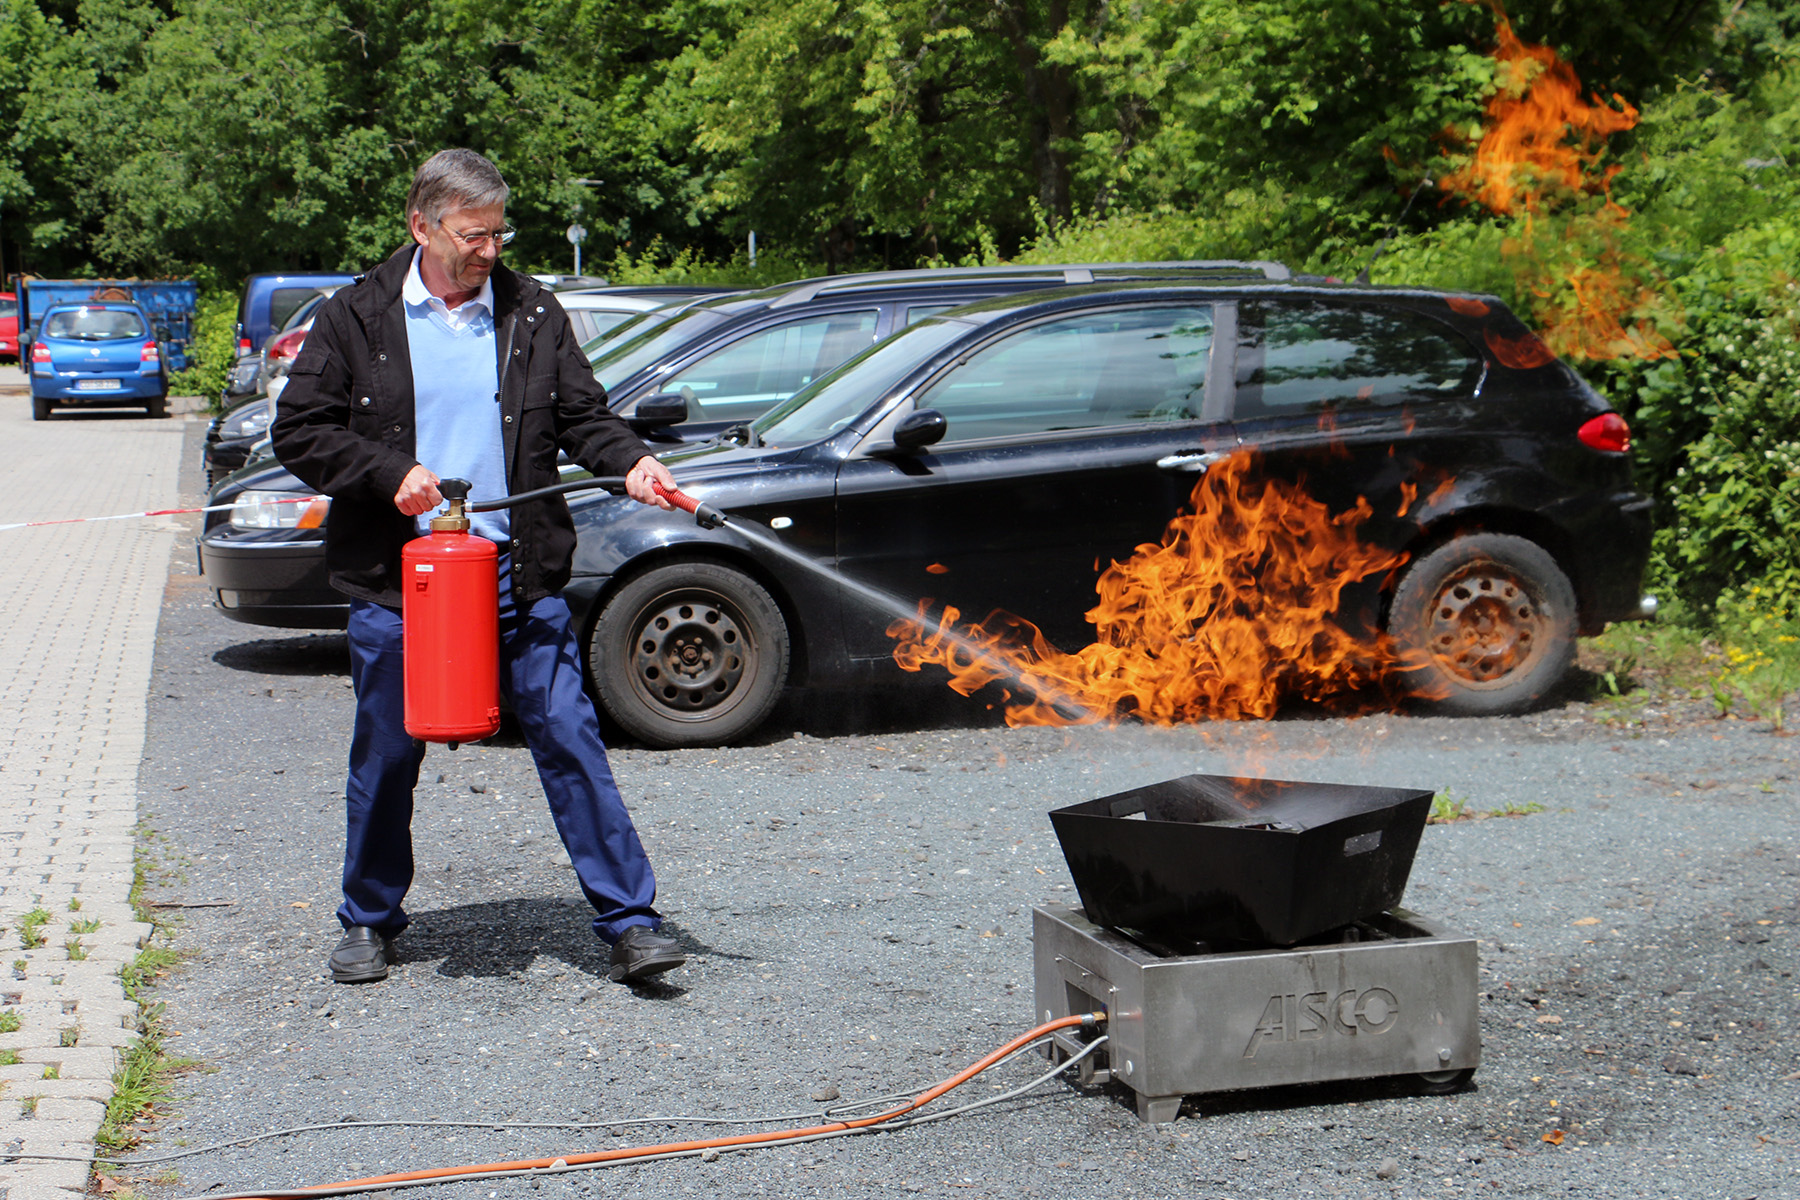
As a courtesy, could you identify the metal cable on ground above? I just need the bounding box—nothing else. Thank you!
[171,1013,1107,1200]
[191,1035,1113,1200]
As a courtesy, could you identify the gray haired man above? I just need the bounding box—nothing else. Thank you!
[273,148,688,985]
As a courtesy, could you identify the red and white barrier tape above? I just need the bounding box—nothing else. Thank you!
[0,495,325,533]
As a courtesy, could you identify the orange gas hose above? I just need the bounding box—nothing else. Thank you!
[237,1011,1106,1198]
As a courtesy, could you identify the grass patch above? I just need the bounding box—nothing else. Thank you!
[20,1095,38,1116]
[69,918,101,935]
[97,833,198,1157]
[65,938,87,961]
[17,908,51,949]
[0,1010,19,1033]
[0,1049,19,1065]
[1429,790,1546,824]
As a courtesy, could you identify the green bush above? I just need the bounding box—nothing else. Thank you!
[167,282,237,410]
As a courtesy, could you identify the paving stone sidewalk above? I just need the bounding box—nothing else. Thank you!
[0,370,193,1200]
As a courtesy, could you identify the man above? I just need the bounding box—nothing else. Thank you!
[272,148,687,986]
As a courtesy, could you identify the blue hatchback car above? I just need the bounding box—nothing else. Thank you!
[28,302,170,420]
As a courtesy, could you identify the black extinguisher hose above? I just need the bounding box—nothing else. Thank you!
[459,476,727,529]
[463,476,628,512]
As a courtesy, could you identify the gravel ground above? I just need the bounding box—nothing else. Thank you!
[124,426,1797,1200]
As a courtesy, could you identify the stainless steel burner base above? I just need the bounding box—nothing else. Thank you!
[1033,904,1481,1123]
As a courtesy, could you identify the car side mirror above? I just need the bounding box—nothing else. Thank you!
[890,408,948,454]
[629,393,689,431]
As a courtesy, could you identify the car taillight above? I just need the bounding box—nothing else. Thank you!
[1577,412,1631,453]
[238,337,252,354]
[141,340,160,363]
[31,343,50,363]
[267,328,307,362]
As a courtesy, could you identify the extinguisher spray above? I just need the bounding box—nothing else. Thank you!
[401,478,501,747]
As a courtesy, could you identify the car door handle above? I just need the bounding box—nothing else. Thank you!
[1156,451,1228,473]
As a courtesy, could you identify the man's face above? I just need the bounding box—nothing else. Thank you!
[409,202,507,297]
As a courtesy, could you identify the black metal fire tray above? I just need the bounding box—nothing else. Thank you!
[1049,774,1433,946]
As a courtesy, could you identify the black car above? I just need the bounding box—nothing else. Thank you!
[202,278,1652,745]
[593,262,1286,445]
[201,262,1278,625]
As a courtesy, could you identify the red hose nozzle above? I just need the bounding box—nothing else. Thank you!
[651,481,726,529]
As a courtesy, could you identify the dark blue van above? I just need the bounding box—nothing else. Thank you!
[235,272,356,356]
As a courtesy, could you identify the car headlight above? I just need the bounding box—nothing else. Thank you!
[222,401,273,439]
[230,490,329,530]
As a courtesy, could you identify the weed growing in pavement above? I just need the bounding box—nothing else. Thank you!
[1429,791,1469,823]
[64,938,87,961]
[17,908,51,949]
[42,1065,58,1079]
[20,1095,37,1117]
[0,1049,18,1066]
[59,1026,80,1047]
[69,917,101,935]
[98,833,199,1157]
[1430,791,1545,824]
[0,1010,19,1032]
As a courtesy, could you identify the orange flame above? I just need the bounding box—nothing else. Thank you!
[1438,5,1638,216]
[1436,1,1676,363]
[888,450,1415,726]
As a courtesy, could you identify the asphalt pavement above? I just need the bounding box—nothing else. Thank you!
[96,419,1800,1199]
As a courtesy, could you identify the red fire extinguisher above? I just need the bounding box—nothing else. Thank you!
[402,478,500,746]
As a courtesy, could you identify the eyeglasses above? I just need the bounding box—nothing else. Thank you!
[439,220,517,250]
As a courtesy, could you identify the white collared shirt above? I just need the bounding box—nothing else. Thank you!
[402,247,494,331]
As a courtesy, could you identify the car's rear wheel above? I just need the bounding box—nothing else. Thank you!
[1388,533,1576,716]
[31,396,51,422]
[147,392,167,419]
[588,561,790,748]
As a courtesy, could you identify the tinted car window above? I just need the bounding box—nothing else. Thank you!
[662,311,879,425]
[567,309,637,344]
[43,308,147,340]
[269,287,320,333]
[1235,302,1480,415]
[916,306,1214,443]
[757,318,970,447]
[591,307,730,393]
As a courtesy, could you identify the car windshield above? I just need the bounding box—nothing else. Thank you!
[43,308,147,340]
[753,318,972,447]
[588,307,729,393]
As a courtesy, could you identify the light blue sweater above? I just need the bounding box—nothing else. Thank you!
[405,303,508,543]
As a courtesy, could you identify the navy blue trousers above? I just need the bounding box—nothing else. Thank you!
[340,593,661,943]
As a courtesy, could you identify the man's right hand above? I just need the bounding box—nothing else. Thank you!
[394,465,442,517]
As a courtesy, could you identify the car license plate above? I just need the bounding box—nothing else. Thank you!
[74,379,121,391]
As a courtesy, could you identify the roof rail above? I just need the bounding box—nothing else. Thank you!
[764,260,1289,309]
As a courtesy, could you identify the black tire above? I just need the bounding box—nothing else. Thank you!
[588,561,790,748]
[31,396,51,422]
[1388,533,1576,716]
[147,392,167,419]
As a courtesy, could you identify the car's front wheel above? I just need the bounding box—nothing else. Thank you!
[588,561,791,748]
[1388,533,1576,716]
[31,396,51,422]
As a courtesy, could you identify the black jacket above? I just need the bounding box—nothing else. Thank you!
[271,245,654,609]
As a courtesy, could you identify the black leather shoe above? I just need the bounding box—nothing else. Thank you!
[328,926,396,983]
[608,926,685,983]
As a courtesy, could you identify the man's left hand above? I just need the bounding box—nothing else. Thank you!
[625,456,678,509]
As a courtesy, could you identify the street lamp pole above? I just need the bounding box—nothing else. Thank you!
[570,178,603,278]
